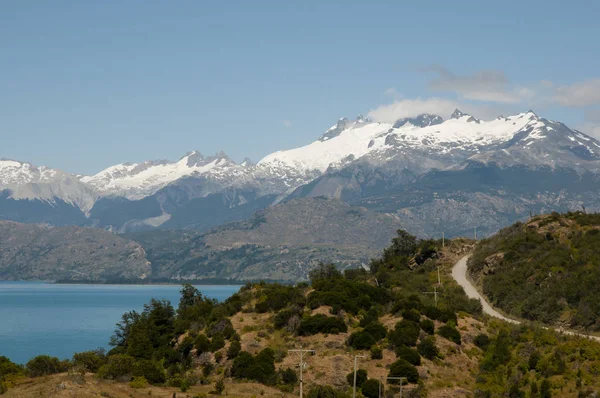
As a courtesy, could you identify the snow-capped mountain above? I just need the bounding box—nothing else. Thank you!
[0,159,97,212]
[3,109,600,234]
[81,151,251,200]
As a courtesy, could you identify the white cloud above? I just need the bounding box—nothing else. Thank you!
[384,87,400,97]
[283,120,292,128]
[425,66,530,104]
[368,97,506,123]
[554,79,600,107]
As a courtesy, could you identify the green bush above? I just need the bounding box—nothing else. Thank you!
[438,324,461,344]
[72,350,106,373]
[388,320,420,347]
[348,331,377,350]
[474,333,490,350]
[395,346,421,366]
[346,369,367,388]
[361,378,381,398]
[370,346,383,360]
[0,356,22,379]
[419,319,435,335]
[388,359,419,384]
[281,367,298,384]
[227,340,241,359]
[194,334,210,354]
[297,314,347,336]
[129,376,148,389]
[231,349,276,385]
[417,337,440,360]
[97,354,135,381]
[363,322,387,341]
[402,308,421,323]
[209,334,225,352]
[25,355,69,377]
[307,384,344,398]
[133,359,165,384]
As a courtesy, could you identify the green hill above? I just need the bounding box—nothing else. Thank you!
[468,211,600,331]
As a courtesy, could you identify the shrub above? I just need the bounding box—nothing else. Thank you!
[370,346,383,360]
[417,337,440,360]
[388,359,419,384]
[346,369,367,388]
[209,334,225,352]
[402,308,421,323]
[388,320,420,347]
[419,319,435,335]
[133,359,165,384]
[25,355,69,377]
[297,315,347,336]
[129,376,148,389]
[361,378,381,398]
[395,346,421,366]
[348,331,377,350]
[227,340,241,359]
[72,350,106,373]
[194,334,210,354]
[281,367,298,384]
[231,349,276,385]
[474,333,490,350]
[438,324,461,344]
[307,384,342,398]
[97,354,135,381]
[359,308,379,327]
[214,378,225,395]
[214,352,223,363]
[363,322,387,341]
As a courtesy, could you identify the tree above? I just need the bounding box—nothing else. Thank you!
[419,319,435,335]
[97,354,135,381]
[361,379,381,398]
[348,331,377,350]
[388,320,420,347]
[133,359,166,384]
[346,369,367,389]
[370,346,383,360]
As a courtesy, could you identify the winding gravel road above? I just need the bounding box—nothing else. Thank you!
[451,254,600,341]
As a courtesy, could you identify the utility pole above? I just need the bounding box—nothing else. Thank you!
[387,376,407,398]
[289,348,315,398]
[474,226,477,241]
[352,355,366,398]
[437,266,442,287]
[442,231,445,248]
[425,286,439,307]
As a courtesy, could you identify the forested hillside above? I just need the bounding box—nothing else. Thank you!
[469,211,600,331]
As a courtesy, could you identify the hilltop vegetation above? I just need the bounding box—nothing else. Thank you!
[3,228,600,397]
[469,211,600,330]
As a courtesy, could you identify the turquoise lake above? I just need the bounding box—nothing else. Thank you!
[0,282,240,364]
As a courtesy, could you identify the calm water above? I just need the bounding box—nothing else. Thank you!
[0,282,240,364]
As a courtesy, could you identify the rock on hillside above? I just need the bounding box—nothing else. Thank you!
[0,221,151,281]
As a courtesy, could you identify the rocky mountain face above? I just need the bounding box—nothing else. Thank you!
[2,110,600,239]
[125,198,403,281]
[0,220,151,281]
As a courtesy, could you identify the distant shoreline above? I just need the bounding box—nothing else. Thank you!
[50,277,296,286]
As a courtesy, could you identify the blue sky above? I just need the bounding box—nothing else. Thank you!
[1,1,599,174]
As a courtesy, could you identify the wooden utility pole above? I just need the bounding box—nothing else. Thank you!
[288,348,315,398]
[425,286,439,307]
[387,376,408,398]
[353,355,366,398]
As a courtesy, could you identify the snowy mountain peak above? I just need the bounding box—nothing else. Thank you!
[450,109,468,119]
[393,114,444,128]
